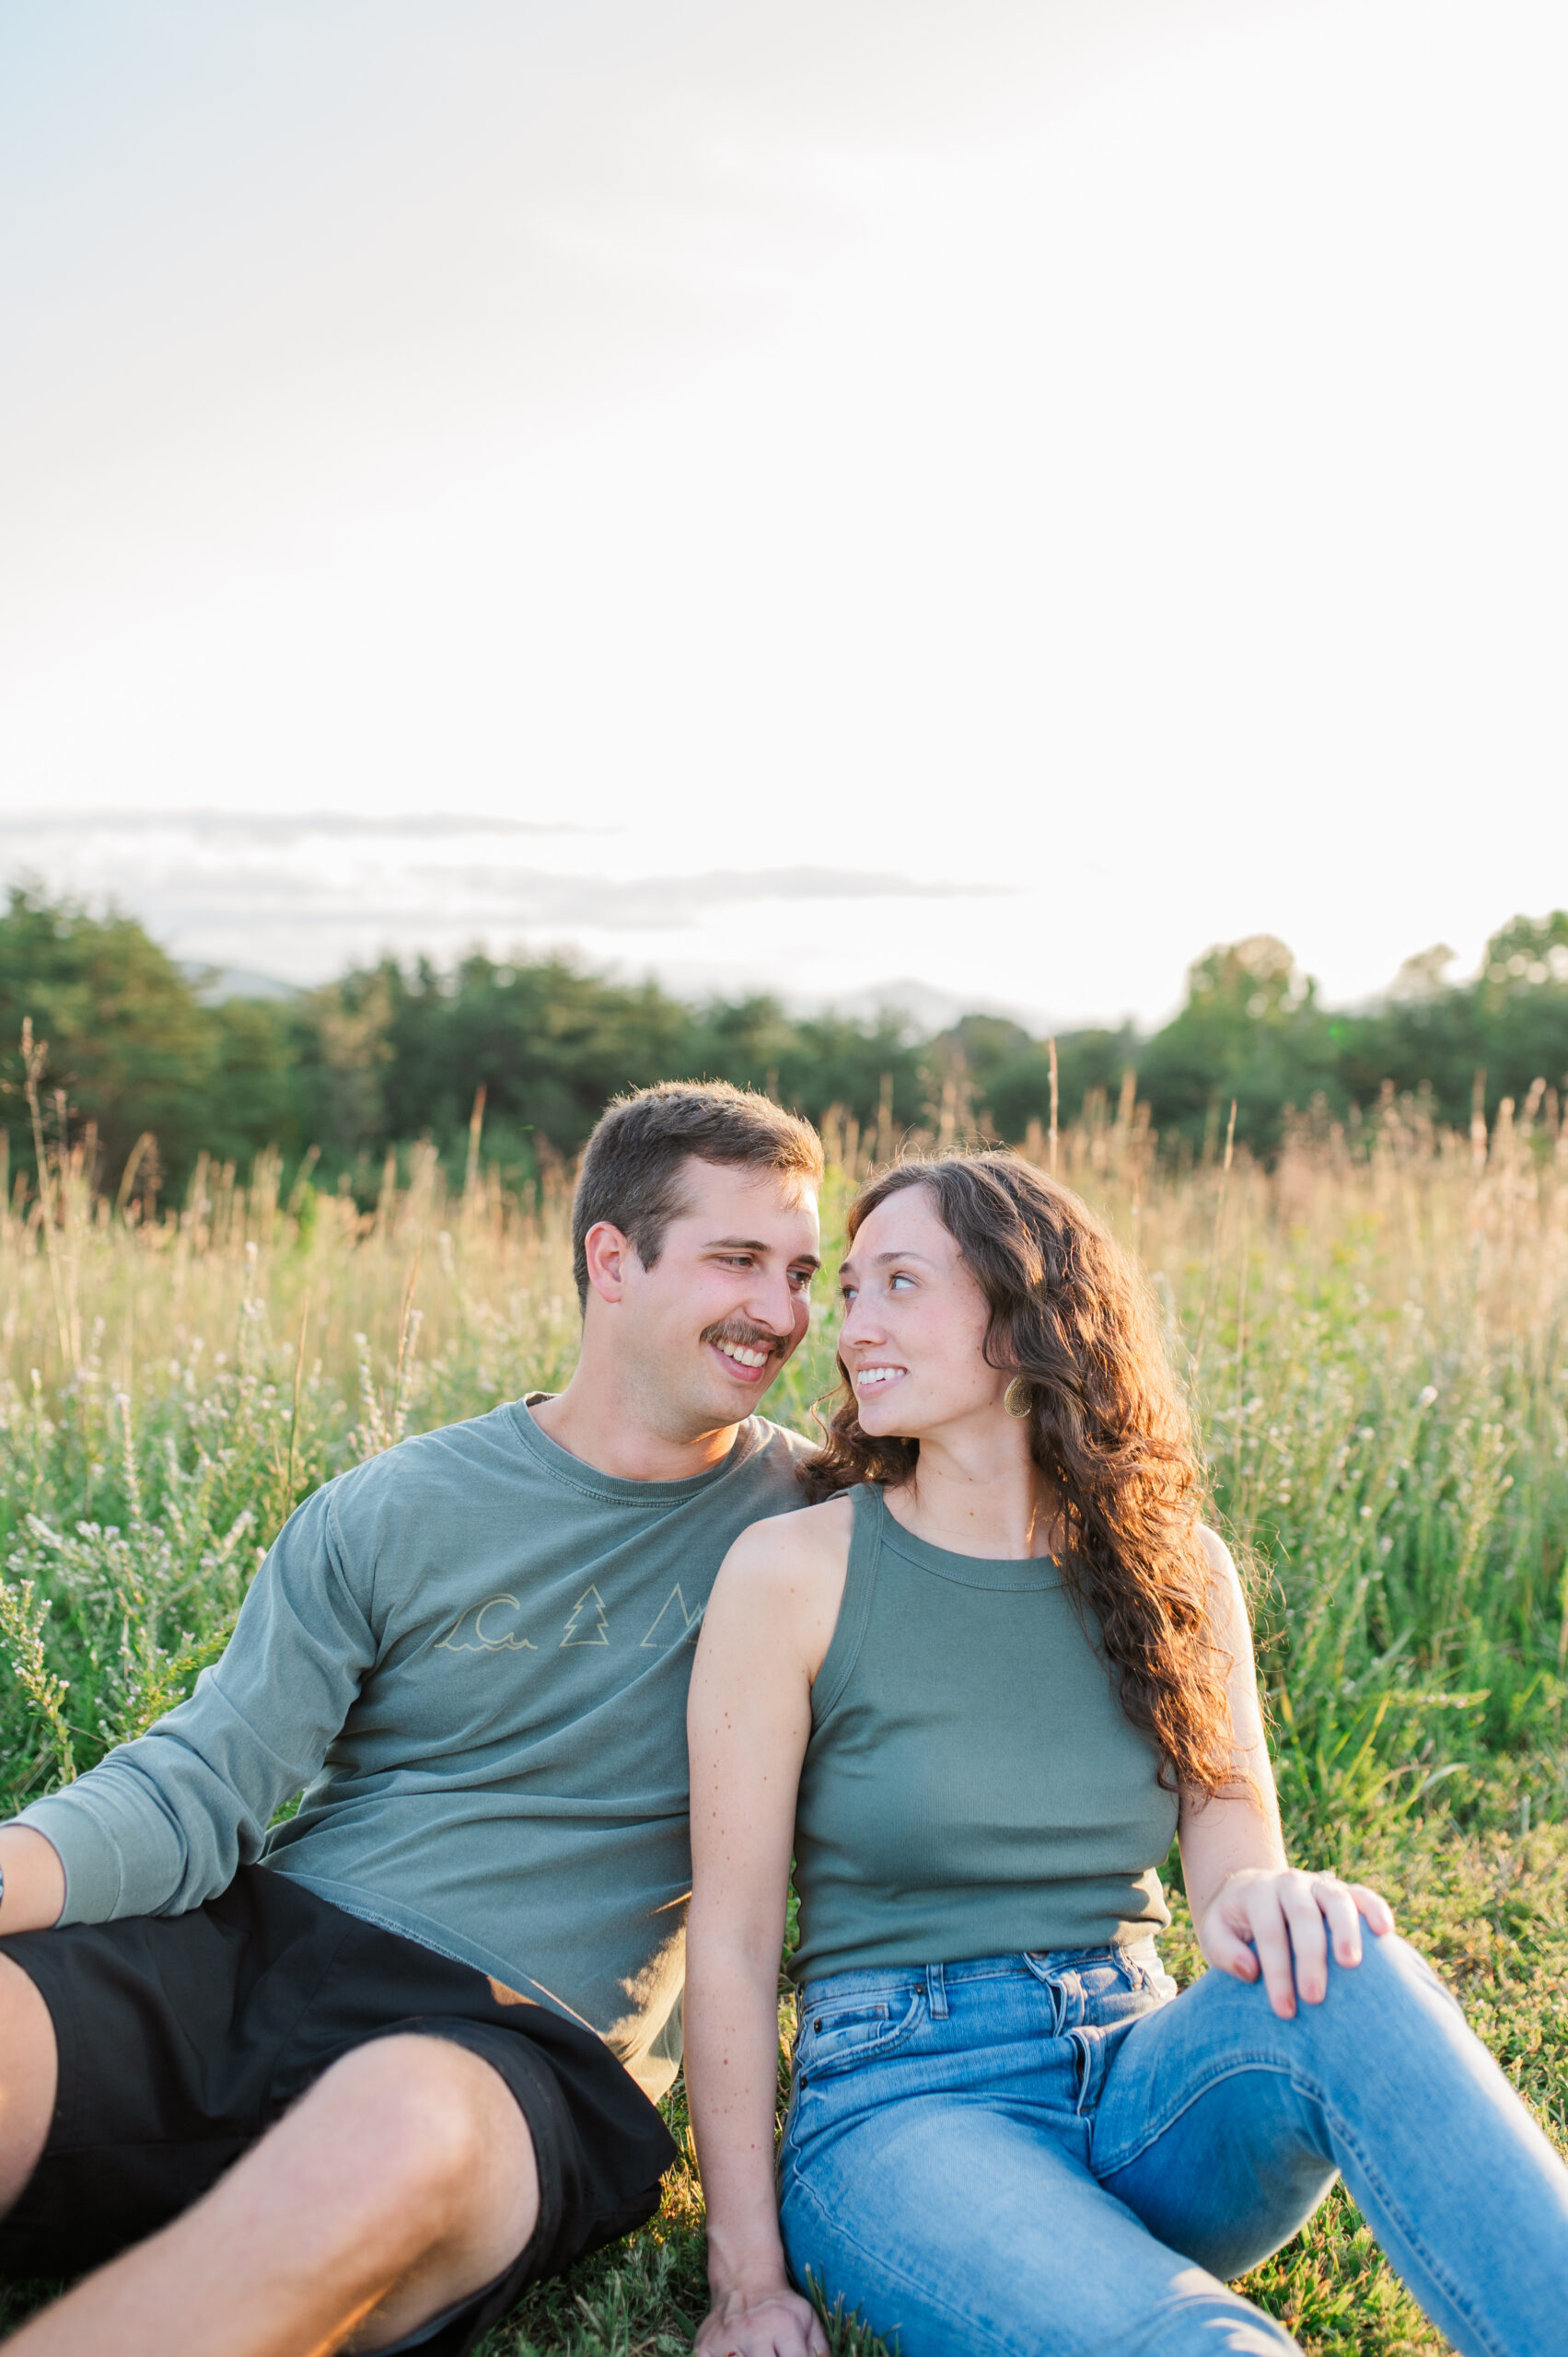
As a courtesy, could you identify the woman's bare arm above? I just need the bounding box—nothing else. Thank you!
[686,1504,846,2357]
[1179,1528,1393,2018]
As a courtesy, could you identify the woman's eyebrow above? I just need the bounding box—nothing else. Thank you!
[839,1248,935,1278]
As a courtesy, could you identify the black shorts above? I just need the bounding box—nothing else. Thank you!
[0,1865,676,2355]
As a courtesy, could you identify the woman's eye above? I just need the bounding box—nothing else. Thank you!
[889,1272,913,1291]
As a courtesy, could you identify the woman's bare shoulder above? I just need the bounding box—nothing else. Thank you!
[720,1491,856,1583]
[1197,1522,1238,1577]
[704,1496,858,1681]
[1197,1522,1252,1631]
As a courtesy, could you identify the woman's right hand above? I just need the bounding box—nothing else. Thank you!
[696,2282,830,2357]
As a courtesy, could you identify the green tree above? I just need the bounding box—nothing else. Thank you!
[0,886,219,1194]
[319,954,701,1169]
[968,1024,1141,1140]
[1139,936,1340,1153]
[1470,911,1568,1106]
[1335,916,1568,1131]
[203,997,305,1168]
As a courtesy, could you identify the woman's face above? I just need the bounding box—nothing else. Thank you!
[836,1185,1008,1442]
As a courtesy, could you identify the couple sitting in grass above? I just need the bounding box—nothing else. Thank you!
[0,1084,1562,2357]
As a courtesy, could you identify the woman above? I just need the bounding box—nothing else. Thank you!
[684,1152,1568,2357]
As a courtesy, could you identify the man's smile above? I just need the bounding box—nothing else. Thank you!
[709,1337,775,1383]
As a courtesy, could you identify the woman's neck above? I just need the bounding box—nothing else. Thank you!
[884,1425,1062,1561]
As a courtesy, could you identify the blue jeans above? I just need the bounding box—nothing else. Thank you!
[777,1936,1568,2356]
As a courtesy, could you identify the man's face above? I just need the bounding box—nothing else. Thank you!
[586,1157,820,1438]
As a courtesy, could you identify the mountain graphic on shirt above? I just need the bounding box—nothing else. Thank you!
[641,1585,702,1648]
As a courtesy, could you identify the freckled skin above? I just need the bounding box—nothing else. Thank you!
[682,1184,1398,2357]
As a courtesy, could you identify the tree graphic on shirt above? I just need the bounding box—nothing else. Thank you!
[561,1585,610,1645]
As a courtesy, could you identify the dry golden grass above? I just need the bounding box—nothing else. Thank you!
[2,1093,1566,2351]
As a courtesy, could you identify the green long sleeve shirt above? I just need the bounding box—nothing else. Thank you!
[18,1398,810,2096]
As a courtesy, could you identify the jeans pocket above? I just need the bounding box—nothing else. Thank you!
[795,1988,924,2082]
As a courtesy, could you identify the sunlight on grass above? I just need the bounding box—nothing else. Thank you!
[2,1097,1565,2351]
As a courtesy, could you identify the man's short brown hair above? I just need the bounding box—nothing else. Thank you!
[572,1082,824,1308]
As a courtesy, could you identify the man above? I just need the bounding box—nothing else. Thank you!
[0,1081,824,2357]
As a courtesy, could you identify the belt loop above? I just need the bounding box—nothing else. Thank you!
[925,1961,949,2020]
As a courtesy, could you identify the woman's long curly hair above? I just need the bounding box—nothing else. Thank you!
[801,1151,1239,1799]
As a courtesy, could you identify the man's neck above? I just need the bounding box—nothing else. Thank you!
[529,1375,743,1484]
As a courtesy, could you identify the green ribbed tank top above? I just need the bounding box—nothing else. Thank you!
[788,1483,1179,1983]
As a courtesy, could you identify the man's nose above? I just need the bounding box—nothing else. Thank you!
[742,1267,798,1339]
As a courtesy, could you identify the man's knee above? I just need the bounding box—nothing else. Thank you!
[0,1954,59,2216]
[302,2034,535,2243]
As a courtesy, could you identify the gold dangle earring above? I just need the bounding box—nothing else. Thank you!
[1004,1376,1034,1418]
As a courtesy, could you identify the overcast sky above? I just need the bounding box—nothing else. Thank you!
[1,0,1563,1027]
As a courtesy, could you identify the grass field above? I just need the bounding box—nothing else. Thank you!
[2,1094,1566,2352]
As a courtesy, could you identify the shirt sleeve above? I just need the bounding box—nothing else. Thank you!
[14,1478,377,1923]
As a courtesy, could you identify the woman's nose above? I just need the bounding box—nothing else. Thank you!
[840,1297,885,1346]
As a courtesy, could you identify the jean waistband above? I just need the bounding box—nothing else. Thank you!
[800,1940,1166,2006]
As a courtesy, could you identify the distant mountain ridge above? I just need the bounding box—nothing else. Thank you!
[180,963,300,1004]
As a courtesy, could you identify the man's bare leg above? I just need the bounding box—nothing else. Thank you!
[1,2034,540,2357]
[0,1955,58,2215]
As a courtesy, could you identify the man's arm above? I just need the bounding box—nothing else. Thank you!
[0,1823,66,1932]
[6,1479,377,1927]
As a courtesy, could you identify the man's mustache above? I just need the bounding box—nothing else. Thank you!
[701,1317,791,1358]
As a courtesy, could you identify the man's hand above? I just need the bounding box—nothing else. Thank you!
[1200,1865,1395,2018]
[696,2282,829,2357]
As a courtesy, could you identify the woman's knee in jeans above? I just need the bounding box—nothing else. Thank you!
[1307,1929,1459,2037]
[1178,1929,1450,2069]
[1205,1927,1461,2059]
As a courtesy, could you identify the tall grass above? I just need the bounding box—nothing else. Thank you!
[4,1095,1564,1817]
[2,1095,1566,2351]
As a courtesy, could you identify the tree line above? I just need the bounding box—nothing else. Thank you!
[2,885,1565,1203]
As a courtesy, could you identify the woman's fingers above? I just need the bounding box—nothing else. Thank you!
[1243,1882,1301,2018]
[1350,1881,1396,1936]
[1203,1869,1398,2018]
[1203,1906,1260,1982]
[1314,1875,1365,1968]
[1279,1871,1331,2002]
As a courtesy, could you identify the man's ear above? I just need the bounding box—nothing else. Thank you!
[583,1221,635,1306]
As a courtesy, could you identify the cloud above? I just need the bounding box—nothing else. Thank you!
[0,809,601,841]
[0,814,1008,938]
[87,861,1002,934]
